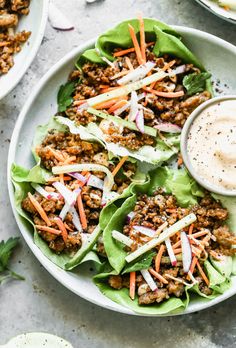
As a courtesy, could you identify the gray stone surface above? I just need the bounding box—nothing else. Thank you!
[1,0,236,347]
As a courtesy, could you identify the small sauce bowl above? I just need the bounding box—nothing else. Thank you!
[180,95,236,197]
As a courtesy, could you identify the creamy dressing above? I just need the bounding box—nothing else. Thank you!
[187,99,236,193]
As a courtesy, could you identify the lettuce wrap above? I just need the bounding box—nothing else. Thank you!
[94,167,236,315]
[11,117,141,270]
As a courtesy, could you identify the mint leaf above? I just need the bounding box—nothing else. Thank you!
[122,251,156,274]
[183,72,211,96]
[57,81,76,112]
[0,237,24,283]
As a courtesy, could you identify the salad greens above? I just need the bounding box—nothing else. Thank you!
[183,72,212,96]
[57,81,76,113]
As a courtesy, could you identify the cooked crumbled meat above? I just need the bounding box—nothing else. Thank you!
[138,289,169,305]
[167,281,184,297]
[108,275,123,289]
[213,226,236,249]
[0,1,30,74]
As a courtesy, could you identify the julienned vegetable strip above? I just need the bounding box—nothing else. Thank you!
[52,163,114,192]
[87,107,157,137]
[112,156,129,176]
[149,268,168,284]
[54,217,68,243]
[129,271,136,300]
[138,14,146,62]
[125,213,197,263]
[113,42,155,57]
[112,230,134,247]
[77,194,87,230]
[28,192,51,227]
[35,225,61,235]
[155,244,165,272]
[128,24,144,65]
[196,261,210,286]
[86,70,168,107]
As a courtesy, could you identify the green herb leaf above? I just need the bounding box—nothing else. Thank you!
[0,237,24,283]
[0,237,19,270]
[57,81,76,112]
[122,251,156,274]
[183,72,211,96]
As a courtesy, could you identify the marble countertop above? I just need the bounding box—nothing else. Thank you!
[1,0,236,347]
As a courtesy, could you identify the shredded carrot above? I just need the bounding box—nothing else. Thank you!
[189,256,198,275]
[107,99,128,114]
[112,156,128,176]
[173,240,181,249]
[128,24,144,65]
[61,156,77,165]
[173,248,182,255]
[48,147,65,162]
[54,218,68,243]
[188,223,194,235]
[77,194,87,230]
[110,70,129,80]
[155,221,168,236]
[196,261,210,286]
[59,173,64,185]
[125,56,134,71]
[129,271,136,300]
[143,87,184,98]
[93,98,119,110]
[100,86,121,93]
[47,176,72,182]
[99,84,110,89]
[192,245,202,256]
[35,225,61,235]
[113,42,155,57]
[138,14,146,62]
[0,41,11,47]
[64,222,73,232]
[73,98,86,105]
[44,186,56,192]
[192,230,209,238]
[149,268,168,284]
[166,208,176,213]
[155,244,165,272]
[28,192,51,226]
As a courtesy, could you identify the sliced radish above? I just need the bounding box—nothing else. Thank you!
[140,269,157,291]
[165,238,177,266]
[68,172,87,183]
[87,175,104,190]
[70,206,82,232]
[31,183,59,200]
[48,3,74,31]
[52,182,76,206]
[114,101,130,116]
[59,202,70,220]
[117,61,156,85]
[154,123,182,133]
[135,108,145,133]
[170,64,187,75]
[181,232,192,273]
[133,226,156,237]
[127,211,136,223]
[101,191,119,206]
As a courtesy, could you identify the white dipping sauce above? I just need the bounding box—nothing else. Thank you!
[187,99,236,193]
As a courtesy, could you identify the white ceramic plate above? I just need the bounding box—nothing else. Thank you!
[195,0,236,24]
[0,333,73,348]
[7,26,236,316]
[0,0,48,100]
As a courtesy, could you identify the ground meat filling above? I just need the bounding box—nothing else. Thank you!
[22,130,137,253]
[0,0,31,74]
[108,191,236,305]
[36,130,136,193]
[63,48,211,150]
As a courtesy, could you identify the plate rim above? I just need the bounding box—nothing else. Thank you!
[7,25,236,316]
[195,0,236,24]
[0,0,49,100]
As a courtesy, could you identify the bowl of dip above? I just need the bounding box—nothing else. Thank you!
[181,95,236,196]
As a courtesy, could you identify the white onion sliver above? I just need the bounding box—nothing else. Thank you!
[154,123,182,134]
[140,269,157,291]
[52,182,75,206]
[165,238,177,266]
[102,191,120,206]
[127,211,136,222]
[87,175,104,190]
[170,64,186,75]
[70,207,82,232]
[133,226,156,237]
[48,3,74,31]
[117,61,156,85]
[135,108,145,134]
[181,232,192,273]
[112,230,133,247]
[101,56,115,68]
